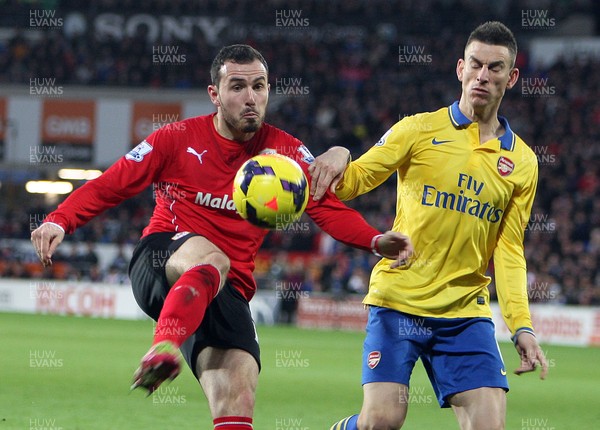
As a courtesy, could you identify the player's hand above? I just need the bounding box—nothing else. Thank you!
[514,331,548,380]
[308,146,350,201]
[31,223,65,267]
[377,231,414,268]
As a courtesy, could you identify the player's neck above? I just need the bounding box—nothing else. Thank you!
[458,99,503,143]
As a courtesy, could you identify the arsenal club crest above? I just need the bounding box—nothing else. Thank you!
[497,156,514,177]
[367,351,381,369]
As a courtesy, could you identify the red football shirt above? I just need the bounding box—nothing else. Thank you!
[46,114,380,299]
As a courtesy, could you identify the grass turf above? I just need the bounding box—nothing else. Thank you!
[1,312,599,429]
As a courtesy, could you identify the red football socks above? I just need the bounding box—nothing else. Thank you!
[213,416,253,429]
[153,264,221,347]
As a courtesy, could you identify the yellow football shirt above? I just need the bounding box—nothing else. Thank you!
[336,102,538,335]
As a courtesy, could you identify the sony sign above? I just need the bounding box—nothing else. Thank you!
[63,12,229,45]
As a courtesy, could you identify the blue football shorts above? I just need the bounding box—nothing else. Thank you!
[362,306,509,407]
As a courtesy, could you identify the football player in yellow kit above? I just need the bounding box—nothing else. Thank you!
[311,21,548,430]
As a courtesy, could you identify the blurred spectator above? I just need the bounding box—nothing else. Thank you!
[79,242,100,279]
[276,260,305,324]
[103,265,130,285]
[347,267,369,294]
[109,244,130,273]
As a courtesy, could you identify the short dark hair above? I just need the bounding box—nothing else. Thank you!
[466,21,517,66]
[210,44,269,86]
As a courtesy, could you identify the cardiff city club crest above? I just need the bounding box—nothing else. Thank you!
[497,156,514,177]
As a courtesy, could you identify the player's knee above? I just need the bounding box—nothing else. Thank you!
[472,415,504,430]
[357,409,405,430]
[203,250,230,286]
[169,249,230,287]
[210,384,256,417]
[233,385,256,415]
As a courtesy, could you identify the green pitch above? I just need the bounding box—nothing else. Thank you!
[1,312,599,429]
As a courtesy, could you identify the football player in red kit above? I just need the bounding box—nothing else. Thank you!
[31,45,412,430]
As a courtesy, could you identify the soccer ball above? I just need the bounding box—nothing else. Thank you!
[232,154,309,229]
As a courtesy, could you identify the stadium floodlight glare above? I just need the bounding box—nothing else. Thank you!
[58,168,102,180]
[25,180,73,194]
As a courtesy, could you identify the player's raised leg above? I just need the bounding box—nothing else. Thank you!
[449,387,506,430]
[159,235,230,346]
[132,235,230,394]
[197,347,258,429]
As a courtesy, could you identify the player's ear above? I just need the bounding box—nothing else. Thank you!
[208,85,220,106]
[506,67,519,89]
[456,58,465,82]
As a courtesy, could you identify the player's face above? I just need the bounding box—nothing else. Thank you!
[457,41,519,110]
[209,60,270,140]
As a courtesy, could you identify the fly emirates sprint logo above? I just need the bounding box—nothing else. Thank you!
[421,173,504,223]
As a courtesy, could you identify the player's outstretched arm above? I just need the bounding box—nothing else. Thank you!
[31,223,65,267]
[513,331,548,380]
[375,231,414,268]
[308,146,350,201]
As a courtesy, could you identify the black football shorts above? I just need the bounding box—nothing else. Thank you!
[128,232,261,377]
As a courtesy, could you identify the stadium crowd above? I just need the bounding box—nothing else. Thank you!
[0,0,598,306]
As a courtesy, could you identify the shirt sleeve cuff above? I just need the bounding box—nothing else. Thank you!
[511,327,536,346]
[371,234,384,258]
[43,221,66,234]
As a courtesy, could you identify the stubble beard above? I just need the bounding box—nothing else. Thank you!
[221,105,264,135]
